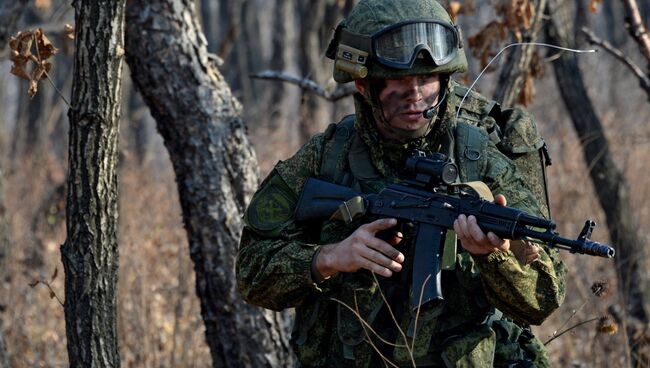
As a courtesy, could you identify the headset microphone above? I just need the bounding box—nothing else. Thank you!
[421,88,447,120]
[423,106,437,120]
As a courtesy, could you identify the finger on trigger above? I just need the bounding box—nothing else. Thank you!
[388,231,403,246]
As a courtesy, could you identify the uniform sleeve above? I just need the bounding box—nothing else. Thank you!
[473,143,567,325]
[236,134,339,311]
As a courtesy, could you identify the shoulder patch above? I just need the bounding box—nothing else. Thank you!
[247,182,295,231]
[245,171,296,233]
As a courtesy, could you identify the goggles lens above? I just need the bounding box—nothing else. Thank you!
[373,22,458,69]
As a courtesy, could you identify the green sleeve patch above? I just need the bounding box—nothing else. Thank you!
[245,173,298,233]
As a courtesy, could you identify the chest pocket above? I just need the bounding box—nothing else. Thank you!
[454,121,490,183]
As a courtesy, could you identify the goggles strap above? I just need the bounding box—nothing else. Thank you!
[339,28,372,54]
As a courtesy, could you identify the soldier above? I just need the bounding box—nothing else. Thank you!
[237,0,566,366]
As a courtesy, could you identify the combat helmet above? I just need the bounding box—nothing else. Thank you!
[326,0,468,83]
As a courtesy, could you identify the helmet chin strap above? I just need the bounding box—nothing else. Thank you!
[367,77,448,142]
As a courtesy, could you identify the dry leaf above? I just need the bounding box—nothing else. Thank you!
[468,21,508,68]
[590,0,603,13]
[64,24,75,40]
[448,1,462,22]
[8,28,59,98]
[35,0,51,11]
[529,51,545,79]
[447,0,476,21]
[597,316,618,335]
[463,0,476,15]
[494,0,535,40]
[518,74,536,106]
[9,31,33,81]
[34,28,58,61]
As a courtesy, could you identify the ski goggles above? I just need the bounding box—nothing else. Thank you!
[339,20,460,70]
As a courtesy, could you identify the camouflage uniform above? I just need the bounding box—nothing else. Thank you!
[237,0,565,366]
[237,85,566,367]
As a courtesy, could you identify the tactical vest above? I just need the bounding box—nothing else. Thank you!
[307,86,552,367]
[320,83,551,218]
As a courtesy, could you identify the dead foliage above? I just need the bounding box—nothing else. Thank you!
[9,28,59,98]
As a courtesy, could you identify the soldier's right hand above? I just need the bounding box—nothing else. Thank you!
[314,218,404,279]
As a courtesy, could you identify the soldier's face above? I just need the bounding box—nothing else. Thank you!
[356,75,441,140]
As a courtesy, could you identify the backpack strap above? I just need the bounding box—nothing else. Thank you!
[320,114,356,186]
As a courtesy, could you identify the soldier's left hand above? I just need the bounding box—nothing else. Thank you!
[454,194,510,255]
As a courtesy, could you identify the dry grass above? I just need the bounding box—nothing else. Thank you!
[2,152,211,367]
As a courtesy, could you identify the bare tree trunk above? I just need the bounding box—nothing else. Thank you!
[125,1,293,367]
[574,0,590,42]
[297,0,334,139]
[342,0,356,14]
[268,0,296,130]
[217,0,244,91]
[122,75,150,164]
[604,1,628,48]
[547,0,650,364]
[0,332,7,368]
[493,0,547,106]
[200,0,221,53]
[60,0,125,366]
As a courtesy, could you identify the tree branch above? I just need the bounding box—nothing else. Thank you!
[621,0,650,67]
[250,70,357,101]
[581,27,650,98]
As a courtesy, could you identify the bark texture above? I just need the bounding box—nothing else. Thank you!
[297,0,334,140]
[125,1,293,367]
[60,0,126,367]
[547,0,650,364]
[493,0,547,106]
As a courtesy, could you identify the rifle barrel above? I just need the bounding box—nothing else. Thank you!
[517,227,615,258]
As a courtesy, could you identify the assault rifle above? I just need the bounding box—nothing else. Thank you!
[295,153,615,311]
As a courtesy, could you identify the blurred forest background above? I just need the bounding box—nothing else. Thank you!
[0,0,649,367]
